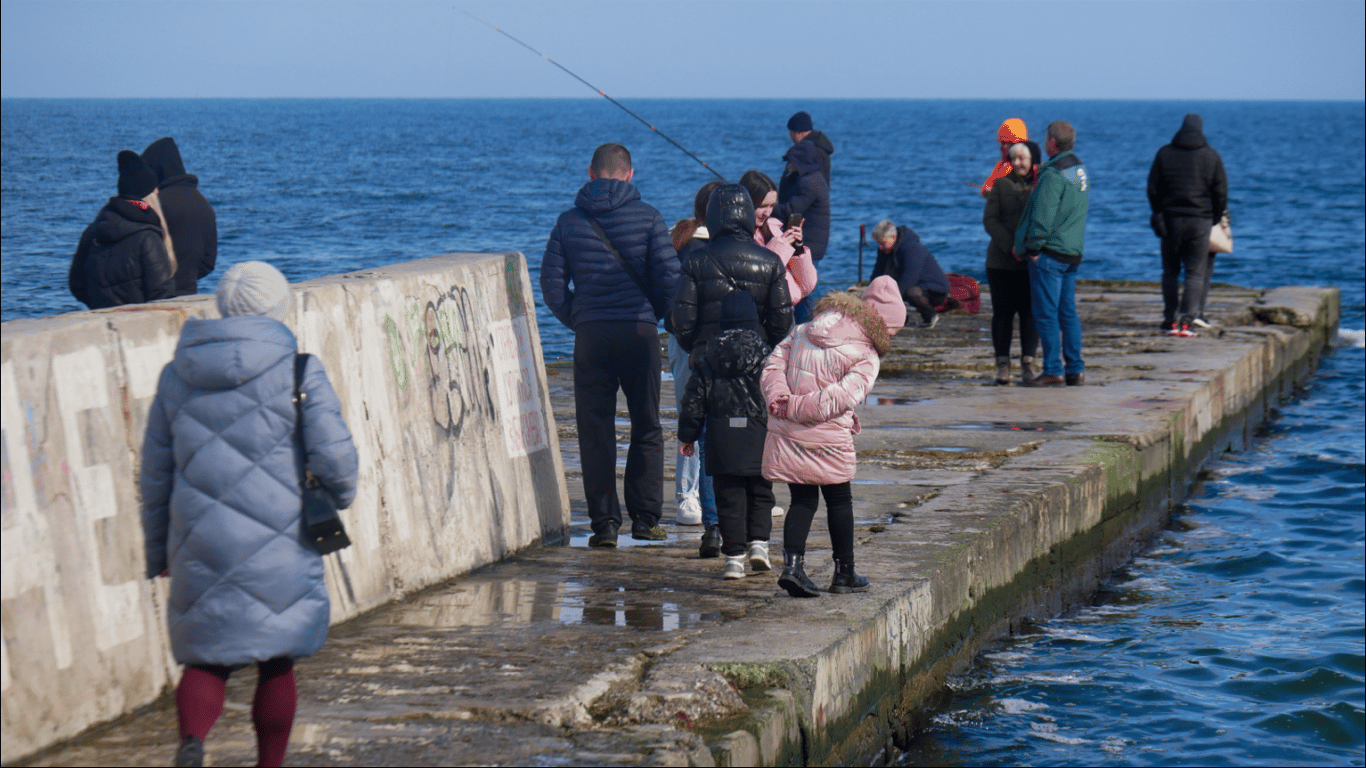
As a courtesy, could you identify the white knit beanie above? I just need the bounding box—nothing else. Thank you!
[216,261,293,322]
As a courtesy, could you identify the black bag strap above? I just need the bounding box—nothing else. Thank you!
[292,353,319,489]
[584,213,651,301]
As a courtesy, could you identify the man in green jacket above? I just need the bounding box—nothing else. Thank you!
[1014,120,1090,387]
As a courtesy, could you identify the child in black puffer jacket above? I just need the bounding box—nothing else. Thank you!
[678,290,775,580]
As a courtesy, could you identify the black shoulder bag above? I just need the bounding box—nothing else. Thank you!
[294,354,352,555]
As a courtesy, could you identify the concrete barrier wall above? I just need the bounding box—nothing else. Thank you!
[0,253,569,762]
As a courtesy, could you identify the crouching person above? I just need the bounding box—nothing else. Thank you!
[763,275,906,597]
[140,261,359,767]
[678,291,775,579]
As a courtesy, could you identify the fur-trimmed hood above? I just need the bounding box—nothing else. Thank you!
[811,290,893,355]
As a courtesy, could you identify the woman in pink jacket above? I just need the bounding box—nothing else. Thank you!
[739,170,817,304]
[762,275,906,597]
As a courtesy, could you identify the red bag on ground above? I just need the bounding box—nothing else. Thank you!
[935,273,981,314]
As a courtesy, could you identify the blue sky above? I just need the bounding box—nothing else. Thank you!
[2,0,1362,100]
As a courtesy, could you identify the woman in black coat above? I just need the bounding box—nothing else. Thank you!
[69,150,176,309]
[982,141,1040,384]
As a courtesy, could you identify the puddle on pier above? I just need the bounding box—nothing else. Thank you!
[869,396,939,406]
[878,421,1074,432]
[387,577,734,632]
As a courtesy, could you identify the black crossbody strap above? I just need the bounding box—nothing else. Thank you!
[293,354,317,486]
[584,214,651,301]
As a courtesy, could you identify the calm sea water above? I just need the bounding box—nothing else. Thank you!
[2,99,1363,764]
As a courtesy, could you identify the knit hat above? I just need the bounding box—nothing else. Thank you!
[787,111,813,133]
[720,289,760,333]
[116,150,158,200]
[216,261,293,322]
[997,118,1027,144]
[861,276,906,336]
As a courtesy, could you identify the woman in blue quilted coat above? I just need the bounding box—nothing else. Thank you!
[140,261,358,767]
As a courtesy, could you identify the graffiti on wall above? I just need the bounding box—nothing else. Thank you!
[381,272,549,461]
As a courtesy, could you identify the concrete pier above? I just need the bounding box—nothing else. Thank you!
[7,274,1338,766]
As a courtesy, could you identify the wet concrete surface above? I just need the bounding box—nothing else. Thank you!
[21,280,1329,767]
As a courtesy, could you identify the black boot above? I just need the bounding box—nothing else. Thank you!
[698,525,722,559]
[174,735,204,767]
[829,557,870,594]
[777,550,821,598]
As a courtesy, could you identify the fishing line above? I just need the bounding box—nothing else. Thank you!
[461,9,727,181]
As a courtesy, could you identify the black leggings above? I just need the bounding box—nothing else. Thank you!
[783,482,854,562]
[987,267,1038,358]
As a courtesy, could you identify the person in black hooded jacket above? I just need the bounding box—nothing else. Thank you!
[671,184,793,363]
[142,137,218,296]
[1148,113,1228,336]
[69,151,176,309]
[678,290,775,579]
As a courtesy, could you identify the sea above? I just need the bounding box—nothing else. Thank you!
[2,99,1363,765]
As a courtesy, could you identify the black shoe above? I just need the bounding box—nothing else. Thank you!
[698,525,722,558]
[777,551,821,598]
[829,558,870,594]
[589,522,619,548]
[1065,372,1085,386]
[1025,374,1065,387]
[631,521,667,541]
[175,735,204,767]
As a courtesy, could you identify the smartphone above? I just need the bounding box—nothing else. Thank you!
[786,214,803,229]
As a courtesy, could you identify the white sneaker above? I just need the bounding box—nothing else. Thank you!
[747,541,771,572]
[925,313,940,329]
[676,496,702,525]
[723,556,746,580]
[1191,317,1212,329]
[771,505,785,518]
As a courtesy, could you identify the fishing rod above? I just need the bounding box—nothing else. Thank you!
[462,10,727,181]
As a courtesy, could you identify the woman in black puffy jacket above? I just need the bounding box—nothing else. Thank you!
[69,150,176,310]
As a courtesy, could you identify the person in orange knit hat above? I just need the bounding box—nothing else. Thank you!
[979,118,1028,197]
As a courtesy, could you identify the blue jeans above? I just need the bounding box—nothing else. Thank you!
[1028,254,1083,377]
[668,336,717,526]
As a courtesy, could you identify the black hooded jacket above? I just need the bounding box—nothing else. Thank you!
[772,140,832,261]
[678,328,771,477]
[1147,114,1228,223]
[142,138,218,295]
[670,185,793,355]
[69,197,176,309]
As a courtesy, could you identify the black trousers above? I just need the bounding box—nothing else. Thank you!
[1161,215,1214,326]
[783,482,855,562]
[905,286,948,324]
[713,474,774,557]
[574,320,662,533]
[987,267,1038,358]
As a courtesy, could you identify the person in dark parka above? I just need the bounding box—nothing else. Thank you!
[69,150,176,309]
[671,183,794,362]
[142,136,218,296]
[678,290,775,579]
[1148,113,1228,336]
[870,220,950,328]
[772,140,832,265]
[141,260,359,768]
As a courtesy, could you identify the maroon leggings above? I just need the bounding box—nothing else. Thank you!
[176,657,296,767]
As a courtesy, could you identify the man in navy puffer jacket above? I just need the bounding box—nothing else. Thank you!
[541,143,680,547]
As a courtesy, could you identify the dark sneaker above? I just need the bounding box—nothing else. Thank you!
[1160,321,1177,334]
[175,735,204,767]
[631,522,667,541]
[589,523,619,548]
[1165,323,1198,338]
[698,525,722,558]
[1065,372,1085,386]
[1026,374,1065,387]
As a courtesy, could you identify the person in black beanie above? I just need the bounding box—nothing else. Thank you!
[142,137,218,296]
[69,150,177,309]
[773,111,832,324]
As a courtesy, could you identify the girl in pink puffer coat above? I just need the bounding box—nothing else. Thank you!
[762,275,906,597]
